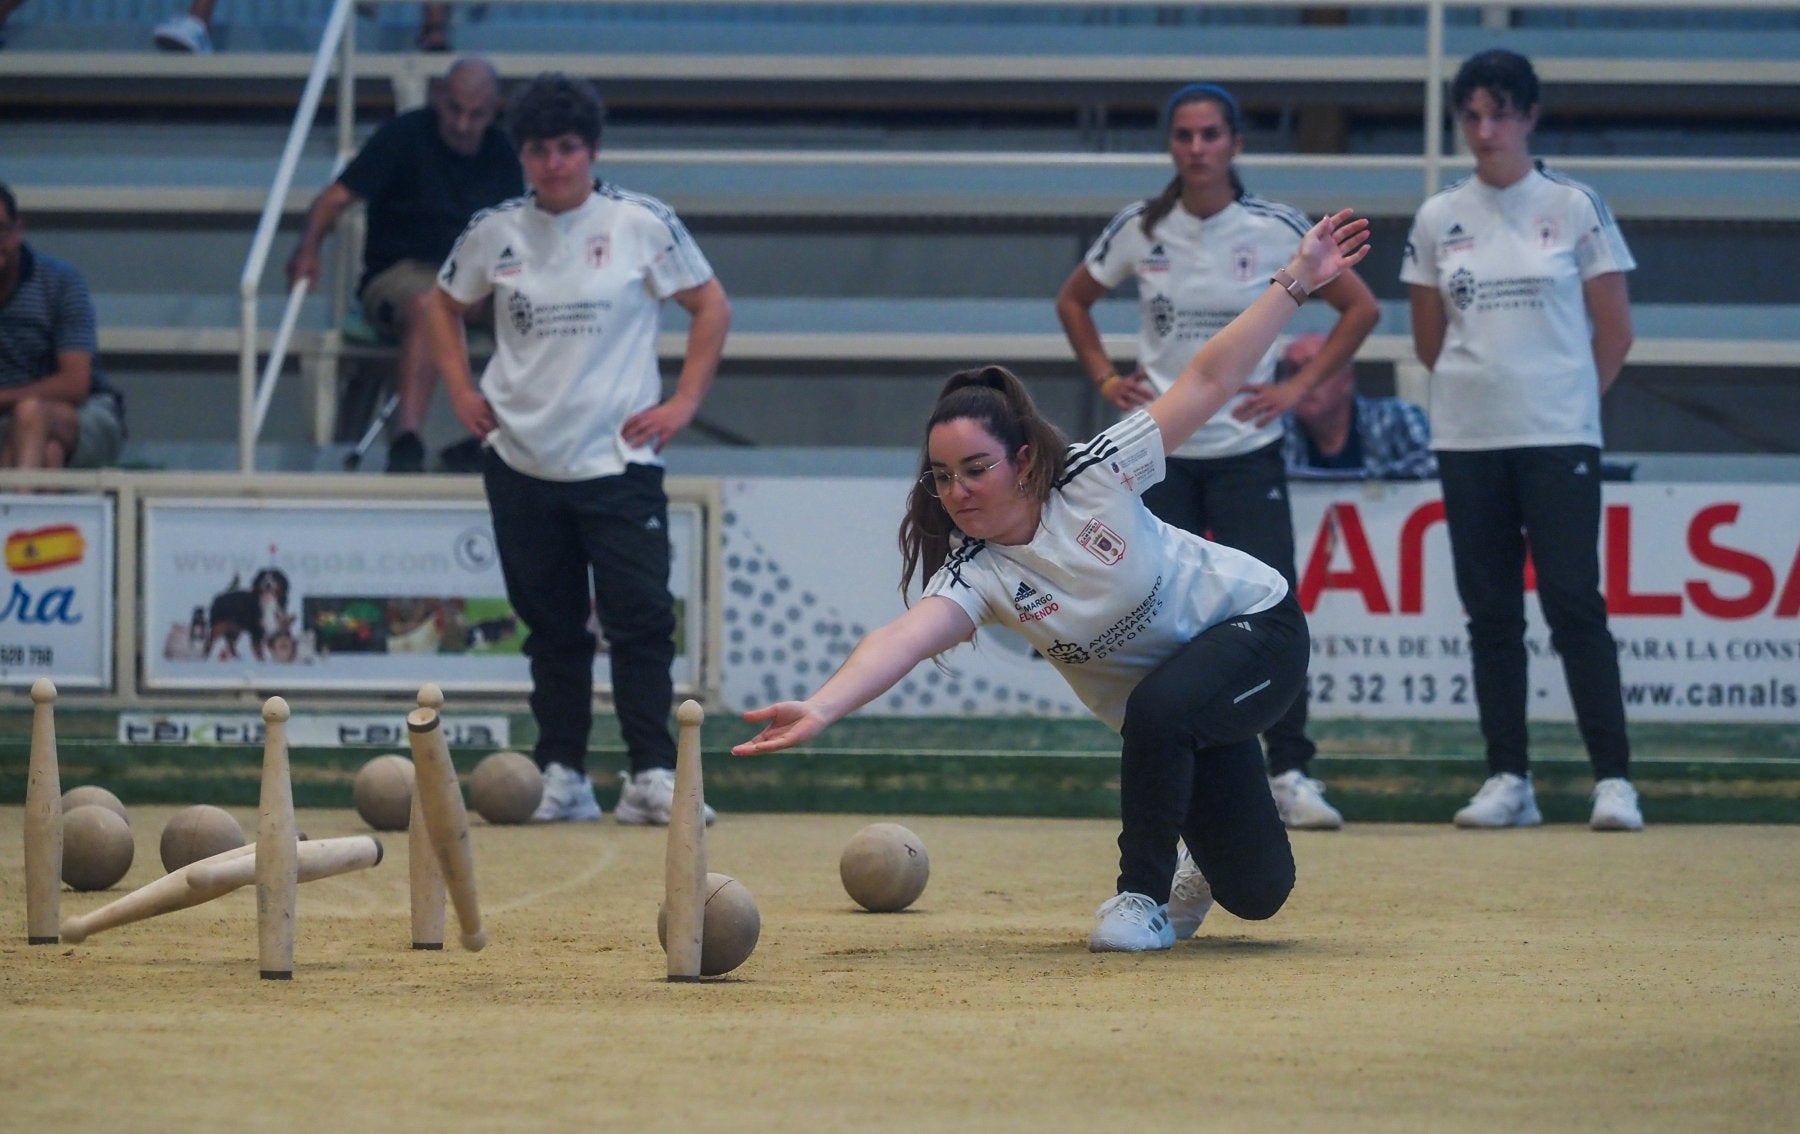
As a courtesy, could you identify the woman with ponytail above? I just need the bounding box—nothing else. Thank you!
[1054,82,1380,832]
[735,211,1371,953]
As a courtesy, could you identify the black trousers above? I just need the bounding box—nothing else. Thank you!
[1116,594,1305,919]
[1437,446,1630,781]
[1140,440,1316,776]
[482,454,677,776]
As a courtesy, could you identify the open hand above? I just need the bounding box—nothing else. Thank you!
[731,701,828,756]
[1295,208,1372,294]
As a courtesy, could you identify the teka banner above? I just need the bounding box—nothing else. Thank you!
[0,494,114,689]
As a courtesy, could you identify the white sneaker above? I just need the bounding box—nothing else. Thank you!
[153,15,213,53]
[613,767,717,827]
[1269,769,1344,830]
[1087,892,1175,953]
[1454,772,1542,828]
[1589,778,1645,831]
[530,761,602,822]
[1168,846,1214,941]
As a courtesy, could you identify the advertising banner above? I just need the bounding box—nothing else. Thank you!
[0,493,113,689]
[142,498,704,694]
[719,478,1799,724]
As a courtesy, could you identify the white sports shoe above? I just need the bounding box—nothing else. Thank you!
[530,761,602,822]
[1269,769,1344,830]
[614,767,717,827]
[1168,846,1214,941]
[1454,772,1542,828]
[153,15,213,54]
[1589,777,1645,831]
[1087,892,1175,953]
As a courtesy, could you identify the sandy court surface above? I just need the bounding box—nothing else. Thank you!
[3,806,1796,1132]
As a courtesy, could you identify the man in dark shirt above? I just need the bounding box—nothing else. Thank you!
[0,183,125,470]
[287,56,521,472]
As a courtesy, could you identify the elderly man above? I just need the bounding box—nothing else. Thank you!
[1277,332,1437,480]
[0,183,126,470]
[287,56,522,472]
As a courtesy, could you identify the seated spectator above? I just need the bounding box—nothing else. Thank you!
[285,56,521,472]
[1276,332,1436,480]
[154,2,455,55]
[0,183,126,470]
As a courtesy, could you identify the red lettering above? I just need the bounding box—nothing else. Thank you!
[1776,543,1800,618]
[1397,501,1446,614]
[1685,503,1776,619]
[1605,504,1681,615]
[1299,503,1391,614]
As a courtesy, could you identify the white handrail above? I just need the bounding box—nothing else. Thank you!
[236,0,354,474]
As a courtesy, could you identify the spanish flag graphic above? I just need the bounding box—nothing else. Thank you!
[5,524,86,574]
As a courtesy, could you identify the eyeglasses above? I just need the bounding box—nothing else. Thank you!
[920,459,1003,498]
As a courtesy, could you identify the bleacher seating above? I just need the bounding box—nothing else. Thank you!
[2,1,1796,464]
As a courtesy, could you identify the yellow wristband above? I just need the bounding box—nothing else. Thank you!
[1098,373,1123,395]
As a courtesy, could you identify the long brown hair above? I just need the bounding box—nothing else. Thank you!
[898,365,1068,600]
[1139,82,1246,237]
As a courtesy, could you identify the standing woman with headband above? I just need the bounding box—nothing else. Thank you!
[1057,82,1380,830]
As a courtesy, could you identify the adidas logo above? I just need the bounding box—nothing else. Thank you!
[645,516,662,530]
[1267,487,1283,501]
[1447,223,1466,238]
[1014,581,1037,601]
[500,245,515,259]
[1572,461,1589,476]
[1230,621,1253,632]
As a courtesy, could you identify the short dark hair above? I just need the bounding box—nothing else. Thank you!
[1451,49,1539,113]
[507,72,605,148]
[0,182,17,225]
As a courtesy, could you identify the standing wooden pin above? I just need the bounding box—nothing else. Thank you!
[256,696,299,980]
[409,683,448,950]
[406,705,485,951]
[24,677,62,944]
[663,700,708,981]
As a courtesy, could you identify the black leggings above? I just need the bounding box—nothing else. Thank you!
[1115,593,1306,920]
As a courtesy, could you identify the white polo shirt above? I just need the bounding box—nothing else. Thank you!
[1083,195,1312,459]
[922,410,1289,733]
[1400,166,1635,450]
[438,182,715,480]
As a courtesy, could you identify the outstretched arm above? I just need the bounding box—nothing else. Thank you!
[1147,209,1370,454]
[732,597,976,756]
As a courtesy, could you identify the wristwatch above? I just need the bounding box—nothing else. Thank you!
[1271,268,1308,306]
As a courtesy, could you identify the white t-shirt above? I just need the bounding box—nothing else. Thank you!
[438,182,715,481]
[1400,166,1635,450]
[1084,195,1311,460]
[921,410,1289,733]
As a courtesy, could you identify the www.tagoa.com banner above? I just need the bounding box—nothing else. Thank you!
[141,498,703,694]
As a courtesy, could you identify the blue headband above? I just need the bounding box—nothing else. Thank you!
[1163,83,1240,130]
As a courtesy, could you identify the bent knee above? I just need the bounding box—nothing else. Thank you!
[1211,870,1294,922]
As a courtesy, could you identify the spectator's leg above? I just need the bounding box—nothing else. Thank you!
[395,286,440,438]
[8,397,82,470]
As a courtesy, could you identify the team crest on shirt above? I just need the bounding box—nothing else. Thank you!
[1448,267,1476,311]
[1045,639,1092,666]
[1534,217,1561,249]
[1150,294,1175,338]
[1231,246,1257,282]
[1076,518,1126,565]
[1012,580,1059,623]
[586,236,611,270]
[508,291,534,335]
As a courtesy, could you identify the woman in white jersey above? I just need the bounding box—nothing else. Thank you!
[1055,83,1380,832]
[1402,49,1643,832]
[733,211,1371,953]
[424,74,732,827]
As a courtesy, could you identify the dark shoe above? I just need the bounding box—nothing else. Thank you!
[387,431,426,473]
[437,437,484,473]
